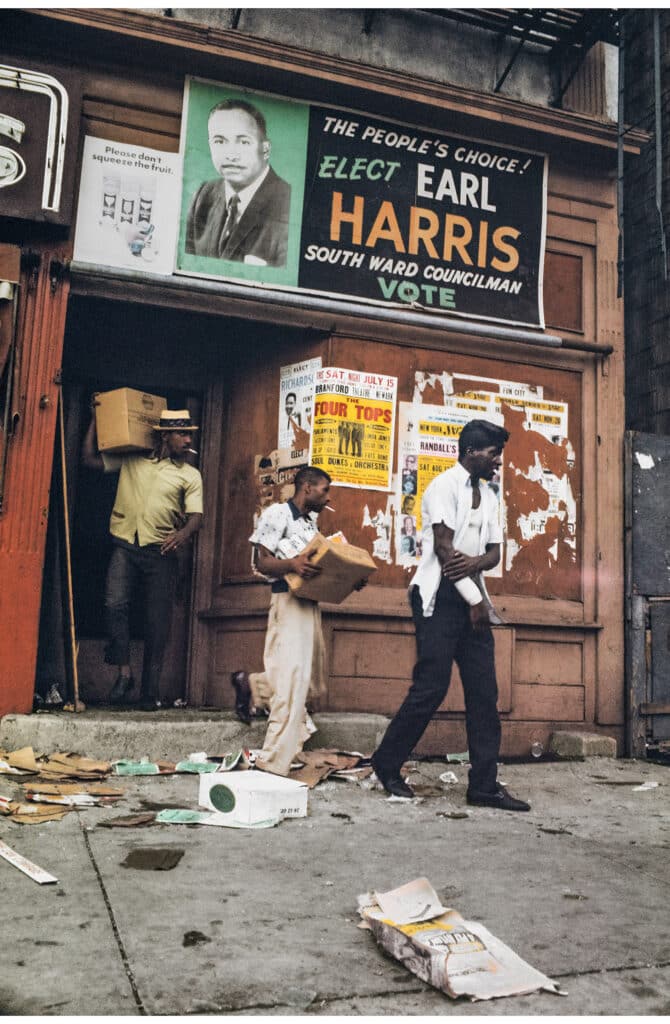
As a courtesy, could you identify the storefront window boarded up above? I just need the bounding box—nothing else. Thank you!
[219,334,581,603]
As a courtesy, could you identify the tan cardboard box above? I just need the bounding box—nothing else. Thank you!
[94,387,167,453]
[286,533,377,604]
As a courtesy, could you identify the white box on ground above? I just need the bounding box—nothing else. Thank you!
[199,770,308,825]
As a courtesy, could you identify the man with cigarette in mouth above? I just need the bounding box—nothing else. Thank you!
[82,407,203,710]
[232,466,349,775]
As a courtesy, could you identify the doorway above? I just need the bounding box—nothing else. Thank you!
[35,293,223,708]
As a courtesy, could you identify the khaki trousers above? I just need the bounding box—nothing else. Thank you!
[249,591,326,777]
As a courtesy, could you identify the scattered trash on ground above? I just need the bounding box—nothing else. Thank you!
[99,812,156,828]
[445,752,470,763]
[632,781,659,791]
[357,877,562,1002]
[439,771,459,785]
[199,769,308,826]
[562,891,588,900]
[436,810,470,820]
[538,826,573,835]
[0,839,58,884]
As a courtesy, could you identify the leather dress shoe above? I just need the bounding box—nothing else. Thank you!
[231,671,252,724]
[371,756,415,799]
[137,698,162,712]
[466,783,530,812]
[109,674,135,704]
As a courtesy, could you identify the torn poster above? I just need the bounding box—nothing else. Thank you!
[394,401,504,574]
[278,357,322,456]
[309,367,397,490]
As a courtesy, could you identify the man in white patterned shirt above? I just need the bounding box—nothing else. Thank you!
[371,419,530,812]
[232,466,331,776]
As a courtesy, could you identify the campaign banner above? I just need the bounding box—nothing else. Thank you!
[309,367,397,490]
[74,137,181,274]
[176,77,547,328]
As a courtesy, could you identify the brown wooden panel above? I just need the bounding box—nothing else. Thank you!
[515,639,583,685]
[208,626,267,706]
[327,625,512,714]
[215,312,583,603]
[544,250,583,332]
[513,683,585,720]
[330,629,415,679]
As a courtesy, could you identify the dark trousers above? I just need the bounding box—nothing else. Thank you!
[104,539,177,700]
[373,579,501,794]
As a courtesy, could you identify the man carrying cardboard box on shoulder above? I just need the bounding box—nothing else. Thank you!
[82,403,203,710]
[232,466,366,776]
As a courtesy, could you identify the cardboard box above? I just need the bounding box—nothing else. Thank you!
[199,770,308,826]
[285,533,377,604]
[94,387,167,453]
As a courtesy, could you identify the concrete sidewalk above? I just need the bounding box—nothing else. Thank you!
[1,720,669,1017]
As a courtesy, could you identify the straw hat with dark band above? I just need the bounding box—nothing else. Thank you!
[153,410,199,431]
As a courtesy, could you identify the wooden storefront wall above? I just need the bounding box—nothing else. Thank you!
[0,19,626,751]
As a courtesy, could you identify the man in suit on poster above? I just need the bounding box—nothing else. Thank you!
[186,98,291,267]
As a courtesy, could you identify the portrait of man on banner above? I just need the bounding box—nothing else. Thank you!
[177,77,308,286]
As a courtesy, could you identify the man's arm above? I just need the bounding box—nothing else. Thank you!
[433,522,498,631]
[253,544,320,579]
[160,513,203,555]
[81,412,104,471]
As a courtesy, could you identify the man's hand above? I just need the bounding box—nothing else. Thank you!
[469,601,490,632]
[161,528,190,555]
[442,549,480,581]
[291,550,321,578]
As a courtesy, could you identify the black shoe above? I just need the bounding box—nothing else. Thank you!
[371,756,415,799]
[466,783,530,812]
[137,698,162,712]
[231,671,252,725]
[109,674,135,704]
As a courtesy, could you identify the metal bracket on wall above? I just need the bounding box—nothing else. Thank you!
[49,258,69,293]
[20,250,41,290]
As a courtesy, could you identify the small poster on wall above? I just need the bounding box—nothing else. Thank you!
[73,137,181,275]
[309,367,397,490]
[277,357,322,456]
[396,401,501,567]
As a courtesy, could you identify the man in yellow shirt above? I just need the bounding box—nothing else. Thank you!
[82,407,203,709]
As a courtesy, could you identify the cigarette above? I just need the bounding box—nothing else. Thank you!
[325,505,335,512]
[187,448,198,454]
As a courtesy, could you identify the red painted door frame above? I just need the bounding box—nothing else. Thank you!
[0,244,70,716]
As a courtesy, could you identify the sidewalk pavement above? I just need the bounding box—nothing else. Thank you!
[1,714,669,1016]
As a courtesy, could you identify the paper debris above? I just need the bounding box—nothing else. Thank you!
[99,813,157,828]
[373,878,449,925]
[156,808,278,829]
[632,780,659,791]
[113,759,176,775]
[446,751,470,763]
[439,771,459,785]
[174,760,219,774]
[358,877,561,1002]
[0,839,58,884]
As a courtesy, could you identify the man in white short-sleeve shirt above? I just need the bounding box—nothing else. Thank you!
[231,466,332,777]
[371,419,530,812]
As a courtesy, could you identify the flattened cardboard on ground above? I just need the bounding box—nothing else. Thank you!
[286,533,377,604]
[199,769,308,825]
[94,386,167,453]
[358,878,561,1002]
[0,746,40,774]
[290,749,362,788]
